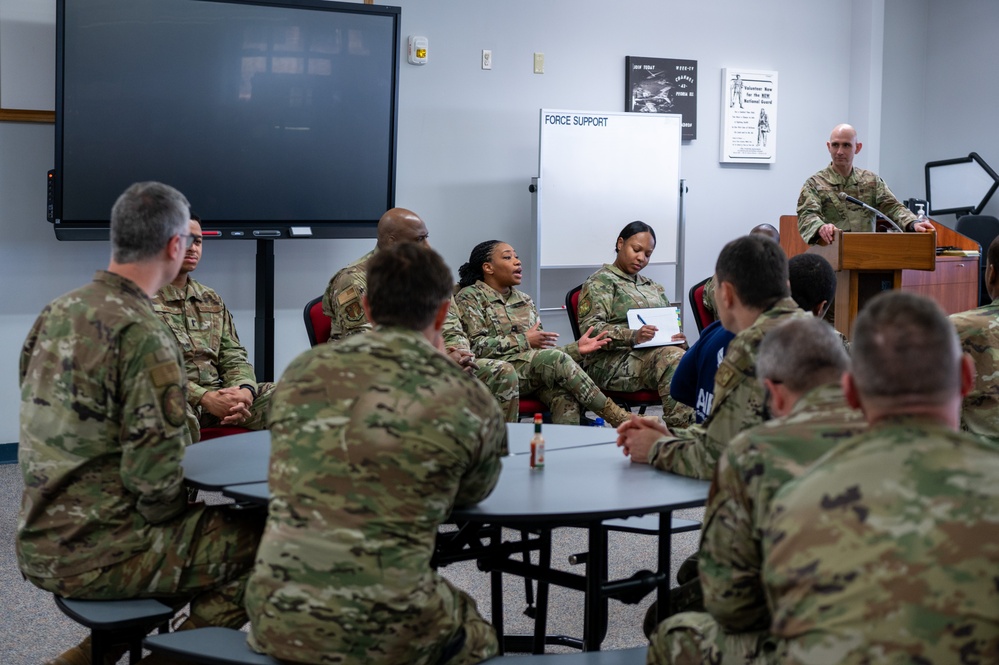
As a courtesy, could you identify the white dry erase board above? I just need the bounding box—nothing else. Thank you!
[537,109,681,268]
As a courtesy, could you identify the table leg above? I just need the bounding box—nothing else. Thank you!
[532,528,552,654]
[582,520,608,651]
[656,510,673,625]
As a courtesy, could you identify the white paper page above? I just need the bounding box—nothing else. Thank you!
[626,307,683,348]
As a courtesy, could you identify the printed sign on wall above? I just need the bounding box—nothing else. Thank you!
[720,68,777,163]
[625,56,697,140]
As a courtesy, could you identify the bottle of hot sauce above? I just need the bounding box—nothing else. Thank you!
[530,413,545,470]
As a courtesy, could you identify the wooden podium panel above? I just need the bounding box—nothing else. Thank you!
[778,215,978,338]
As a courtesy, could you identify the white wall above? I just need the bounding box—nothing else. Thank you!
[2,0,995,444]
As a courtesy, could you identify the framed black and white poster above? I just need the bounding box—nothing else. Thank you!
[625,56,697,140]
[720,67,777,163]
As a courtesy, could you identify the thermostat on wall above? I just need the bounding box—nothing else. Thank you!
[408,35,428,65]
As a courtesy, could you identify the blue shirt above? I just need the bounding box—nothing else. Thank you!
[670,320,735,423]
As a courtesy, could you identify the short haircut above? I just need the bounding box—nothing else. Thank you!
[850,291,961,400]
[750,223,780,243]
[757,318,848,394]
[110,182,190,264]
[789,253,837,314]
[615,221,657,252]
[715,235,789,310]
[366,243,453,330]
[988,235,999,273]
[457,239,501,289]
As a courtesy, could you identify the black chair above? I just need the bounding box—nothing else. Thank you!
[955,215,999,306]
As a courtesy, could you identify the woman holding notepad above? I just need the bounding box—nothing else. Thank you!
[577,222,693,429]
[454,239,636,427]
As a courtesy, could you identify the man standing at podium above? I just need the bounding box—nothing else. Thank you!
[797,123,934,245]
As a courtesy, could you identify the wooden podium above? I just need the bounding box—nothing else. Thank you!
[779,215,981,339]
[809,231,935,338]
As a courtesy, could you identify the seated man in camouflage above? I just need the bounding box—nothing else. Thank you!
[701,223,780,317]
[763,291,999,663]
[949,235,999,444]
[18,183,263,665]
[154,214,273,442]
[321,207,429,343]
[247,243,507,665]
[648,317,866,664]
[618,234,810,479]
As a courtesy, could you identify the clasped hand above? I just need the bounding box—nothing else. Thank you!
[200,386,253,425]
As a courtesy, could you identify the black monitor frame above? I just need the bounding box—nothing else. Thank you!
[51,0,401,242]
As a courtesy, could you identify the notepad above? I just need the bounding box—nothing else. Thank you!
[627,307,683,348]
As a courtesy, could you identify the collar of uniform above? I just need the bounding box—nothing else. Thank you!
[604,262,639,283]
[475,279,519,303]
[788,383,849,418]
[751,297,802,328]
[824,162,860,187]
[94,269,151,302]
[158,277,208,303]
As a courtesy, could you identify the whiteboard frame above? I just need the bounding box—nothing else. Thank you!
[536,109,682,270]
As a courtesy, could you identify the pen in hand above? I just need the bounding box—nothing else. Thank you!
[636,314,648,325]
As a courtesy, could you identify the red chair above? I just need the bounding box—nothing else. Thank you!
[565,285,660,415]
[198,426,253,441]
[688,276,715,333]
[304,295,332,347]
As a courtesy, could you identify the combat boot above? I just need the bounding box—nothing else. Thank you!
[47,636,128,665]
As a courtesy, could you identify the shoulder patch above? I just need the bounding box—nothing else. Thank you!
[714,362,737,389]
[150,360,183,388]
[578,296,592,318]
[162,384,187,428]
[336,284,360,306]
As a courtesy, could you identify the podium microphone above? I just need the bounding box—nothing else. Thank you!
[837,191,904,233]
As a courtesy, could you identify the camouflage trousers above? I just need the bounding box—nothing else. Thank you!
[473,358,520,422]
[509,349,609,425]
[247,575,497,665]
[582,346,694,429]
[25,504,264,629]
[187,382,276,443]
[647,612,785,665]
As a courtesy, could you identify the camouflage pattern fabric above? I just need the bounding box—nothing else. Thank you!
[246,326,507,665]
[649,298,810,479]
[647,612,785,665]
[649,384,866,663]
[454,280,611,425]
[797,164,917,244]
[17,271,261,627]
[762,416,999,664]
[701,276,717,317]
[154,278,274,441]
[950,298,999,444]
[321,248,375,343]
[444,296,520,422]
[577,264,693,429]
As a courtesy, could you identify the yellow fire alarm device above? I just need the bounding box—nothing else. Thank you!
[408,36,428,65]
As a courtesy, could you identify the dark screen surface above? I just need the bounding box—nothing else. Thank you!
[54,0,399,240]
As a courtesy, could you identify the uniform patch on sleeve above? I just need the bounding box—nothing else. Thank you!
[150,361,183,388]
[714,362,737,389]
[336,285,360,306]
[162,384,187,428]
[578,296,592,318]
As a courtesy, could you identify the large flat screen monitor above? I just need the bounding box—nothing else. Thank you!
[53,0,400,241]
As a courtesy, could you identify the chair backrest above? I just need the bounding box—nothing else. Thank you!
[688,276,715,333]
[304,295,332,347]
[565,284,583,341]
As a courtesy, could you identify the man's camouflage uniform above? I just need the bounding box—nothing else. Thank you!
[578,264,693,429]
[796,164,918,244]
[950,297,999,444]
[454,280,617,425]
[17,271,262,629]
[246,326,506,665]
[648,298,810,479]
[762,417,999,664]
[649,384,867,665]
[154,278,273,442]
[321,248,375,343]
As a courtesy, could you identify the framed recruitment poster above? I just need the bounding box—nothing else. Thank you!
[625,56,697,140]
[719,68,777,163]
